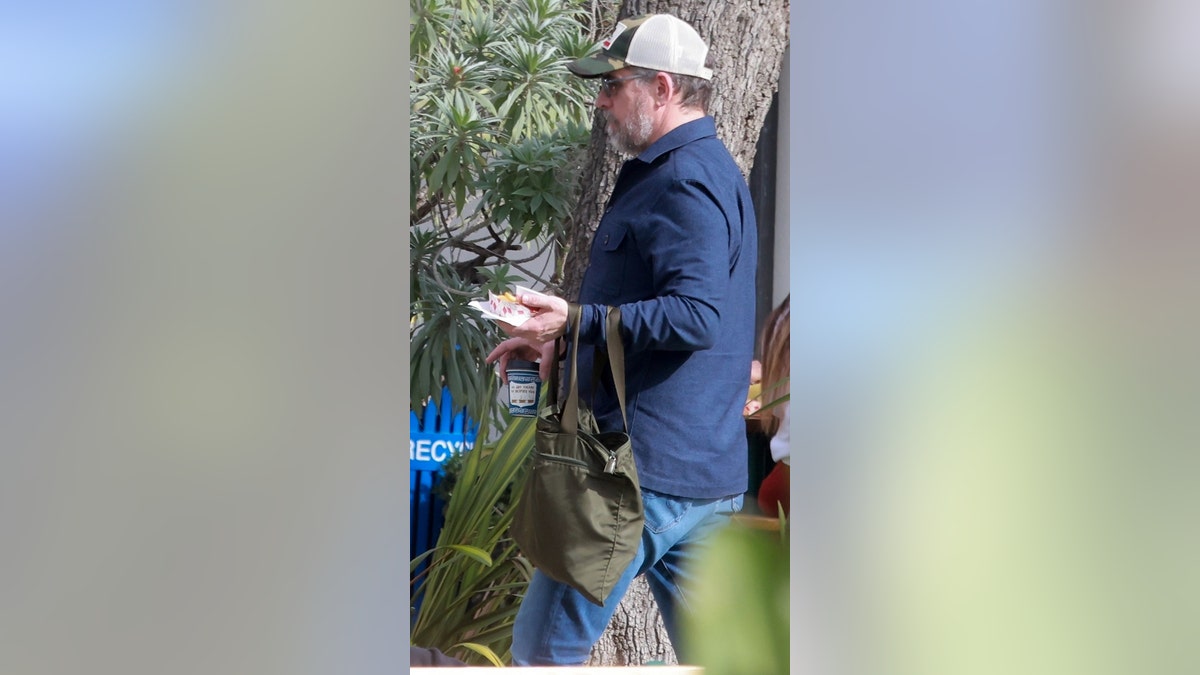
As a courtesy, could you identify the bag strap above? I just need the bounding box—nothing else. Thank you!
[547,336,564,411]
[553,304,627,435]
[604,306,628,432]
[545,305,581,411]
[560,304,584,435]
[587,306,629,432]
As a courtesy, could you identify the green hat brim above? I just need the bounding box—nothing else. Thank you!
[567,51,626,78]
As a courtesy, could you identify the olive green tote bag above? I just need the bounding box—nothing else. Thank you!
[510,305,643,606]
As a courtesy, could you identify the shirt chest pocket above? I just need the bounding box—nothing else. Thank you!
[587,226,635,300]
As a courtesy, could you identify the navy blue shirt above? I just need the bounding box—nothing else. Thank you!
[574,116,758,499]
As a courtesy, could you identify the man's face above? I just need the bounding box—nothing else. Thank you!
[596,69,657,156]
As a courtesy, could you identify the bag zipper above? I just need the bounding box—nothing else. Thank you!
[604,452,618,474]
[536,453,590,470]
[537,451,623,476]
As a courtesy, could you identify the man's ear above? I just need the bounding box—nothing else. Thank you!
[653,72,676,107]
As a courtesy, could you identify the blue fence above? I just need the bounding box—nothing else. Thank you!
[410,387,478,590]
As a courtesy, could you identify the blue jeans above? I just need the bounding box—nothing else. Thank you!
[511,488,744,666]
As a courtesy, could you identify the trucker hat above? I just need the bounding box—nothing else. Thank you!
[567,14,713,80]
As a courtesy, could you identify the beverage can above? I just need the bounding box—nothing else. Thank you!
[505,359,541,417]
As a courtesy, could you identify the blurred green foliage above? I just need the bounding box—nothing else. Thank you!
[682,518,790,675]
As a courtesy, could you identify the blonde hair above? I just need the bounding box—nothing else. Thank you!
[759,295,790,437]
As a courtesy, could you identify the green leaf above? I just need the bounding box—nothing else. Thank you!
[427,150,454,193]
[454,642,505,668]
[445,544,493,567]
[443,156,461,191]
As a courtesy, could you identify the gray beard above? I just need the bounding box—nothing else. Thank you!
[605,97,654,157]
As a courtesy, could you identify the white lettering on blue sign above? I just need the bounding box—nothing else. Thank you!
[410,434,475,466]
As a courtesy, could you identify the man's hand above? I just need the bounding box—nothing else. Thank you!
[486,337,558,384]
[497,292,570,344]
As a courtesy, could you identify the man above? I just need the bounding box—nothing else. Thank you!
[486,13,758,666]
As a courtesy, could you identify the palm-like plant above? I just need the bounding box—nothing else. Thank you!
[409,0,607,661]
[410,413,538,665]
[410,0,598,422]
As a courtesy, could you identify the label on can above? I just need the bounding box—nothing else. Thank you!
[507,369,540,417]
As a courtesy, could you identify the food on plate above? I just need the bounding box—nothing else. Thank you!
[467,285,540,327]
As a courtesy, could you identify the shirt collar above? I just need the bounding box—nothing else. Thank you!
[634,116,717,164]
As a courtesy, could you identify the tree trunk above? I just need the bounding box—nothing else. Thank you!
[560,0,789,298]
[587,576,676,666]
[567,0,789,666]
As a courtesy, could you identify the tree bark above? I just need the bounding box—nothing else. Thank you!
[560,0,789,298]
[567,0,789,666]
[587,576,676,666]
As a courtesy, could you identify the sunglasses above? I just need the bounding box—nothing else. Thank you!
[598,72,655,97]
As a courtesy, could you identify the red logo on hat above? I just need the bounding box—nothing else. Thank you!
[602,40,611,48]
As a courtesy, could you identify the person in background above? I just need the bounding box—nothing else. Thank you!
[756,295,790,518]
[745,358,763,416]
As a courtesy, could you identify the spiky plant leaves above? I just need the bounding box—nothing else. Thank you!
[410,414,538,665]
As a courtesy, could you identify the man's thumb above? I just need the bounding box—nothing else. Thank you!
[519,292,552,308]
